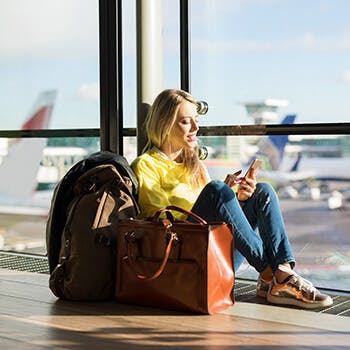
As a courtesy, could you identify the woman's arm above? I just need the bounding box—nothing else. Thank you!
[132,156,196,219]
[133,158,171,218]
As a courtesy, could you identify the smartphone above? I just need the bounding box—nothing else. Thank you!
[244,159,262,177]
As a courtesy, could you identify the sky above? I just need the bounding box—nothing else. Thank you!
[0,0,350,130]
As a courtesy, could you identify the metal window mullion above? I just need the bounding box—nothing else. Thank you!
[1,123,350,139]
[180,0,190,92]
[99,0,122,154]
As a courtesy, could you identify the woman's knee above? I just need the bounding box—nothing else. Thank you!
[254,182,278,203]
[192,180,237,221]
[202,180,237,202]
[256,182,276,195]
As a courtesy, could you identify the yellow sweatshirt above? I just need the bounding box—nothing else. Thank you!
[131,148,205,220]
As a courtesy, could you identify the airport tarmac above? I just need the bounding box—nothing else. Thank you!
[0,191,349,291]
[0,213,47,254]
[237,193,350,291]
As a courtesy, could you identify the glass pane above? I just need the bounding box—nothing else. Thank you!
[0,0,99,130]
[199,134,350,290]
[190,0,350,126]
[123,136,137,164]
[0,136,99,255]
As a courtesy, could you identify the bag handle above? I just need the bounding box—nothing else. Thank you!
[126,206,206,281]
[154,205,207,225]
[125,219,176,281]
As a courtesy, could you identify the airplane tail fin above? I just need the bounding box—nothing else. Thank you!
[0,90,57,198]
[21,90,56,130]
[290,151,302,172]
[256,114,296,170]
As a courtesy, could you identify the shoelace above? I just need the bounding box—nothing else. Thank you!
[276,264,319,299]
[291,274,318,299]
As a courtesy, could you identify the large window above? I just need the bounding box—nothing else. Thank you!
[189,0,350,127]
[0,0,349,293]
[190,0,350,291]
[0,1,100,254]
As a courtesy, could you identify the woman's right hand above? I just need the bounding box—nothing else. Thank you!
[236,167,257,201]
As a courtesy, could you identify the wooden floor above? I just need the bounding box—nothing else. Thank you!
[1,268,349,350]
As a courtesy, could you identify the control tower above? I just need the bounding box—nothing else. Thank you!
[243,99,289,124]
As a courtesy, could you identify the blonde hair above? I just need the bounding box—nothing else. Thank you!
[143,89,209,188]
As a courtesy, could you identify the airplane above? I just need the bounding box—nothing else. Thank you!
[254,114,317,186]
[204,114,350,203]
[204,114,306,183]
[252,123,350,206]
[0,90,57,216]
[255,116,350,195]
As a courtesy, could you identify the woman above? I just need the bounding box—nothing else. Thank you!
[131,88,333,309]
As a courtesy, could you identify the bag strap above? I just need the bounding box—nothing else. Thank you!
[154,205,207,225]
[125,206,206,281]
[125,219,176,281]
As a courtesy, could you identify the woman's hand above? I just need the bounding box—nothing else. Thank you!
[237,167,257,202]
[224,170,242,187]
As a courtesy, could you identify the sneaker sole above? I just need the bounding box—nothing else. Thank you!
[267,294,333,309]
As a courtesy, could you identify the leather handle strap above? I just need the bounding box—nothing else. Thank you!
[154,205,207,225]
[126,224,176,281]
[126,206,207,281]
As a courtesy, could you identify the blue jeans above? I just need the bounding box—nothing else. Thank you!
[190,180,295,273]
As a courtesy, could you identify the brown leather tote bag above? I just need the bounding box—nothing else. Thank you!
[115,205,234,314]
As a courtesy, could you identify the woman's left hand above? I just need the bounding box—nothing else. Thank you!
[224,170,242,187]
[237,168,257,201]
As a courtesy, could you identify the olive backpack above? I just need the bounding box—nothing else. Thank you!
[47,152,139,300]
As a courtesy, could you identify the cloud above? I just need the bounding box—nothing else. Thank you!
[191,31,350,54]
[0,0,98,60]
[341,70,350,83]
[3,0,350,60]
[282,32,350,52]
[77,82,99,100]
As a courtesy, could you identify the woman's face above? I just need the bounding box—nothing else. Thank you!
[168,100,199,152]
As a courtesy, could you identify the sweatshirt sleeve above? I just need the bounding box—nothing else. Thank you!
[131,154,197,220]
[132,157,171,218]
